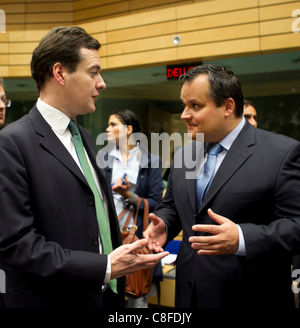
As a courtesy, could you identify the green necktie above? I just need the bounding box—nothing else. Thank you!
[68,120,117,294]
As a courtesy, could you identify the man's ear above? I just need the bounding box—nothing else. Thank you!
[52,63,66,86]
[224,98,235,118]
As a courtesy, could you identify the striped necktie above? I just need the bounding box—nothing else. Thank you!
[68,120,117,294]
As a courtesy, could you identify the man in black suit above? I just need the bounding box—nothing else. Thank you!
[0,77,8,127]
[0,26,167,308]
[145,64,300,308]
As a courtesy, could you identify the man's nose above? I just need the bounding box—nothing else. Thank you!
[181,107,192,120]
[97,75,106,90]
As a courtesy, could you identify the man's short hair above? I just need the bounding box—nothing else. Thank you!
[244,99,256,109]
[180,64,244,118]
[31,26,101,92]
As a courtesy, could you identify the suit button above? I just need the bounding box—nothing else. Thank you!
[188,280,193,287]
[92,237,98,245]
[87,197,94,206]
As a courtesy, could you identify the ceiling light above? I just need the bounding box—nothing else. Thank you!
[173,35,181,45]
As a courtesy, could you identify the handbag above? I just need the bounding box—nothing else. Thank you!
[118,197,153,298]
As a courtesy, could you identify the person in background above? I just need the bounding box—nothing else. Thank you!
[103,109,164,308]
[0,26,167,309]
[0,78,11,127]
[243,99,257,128]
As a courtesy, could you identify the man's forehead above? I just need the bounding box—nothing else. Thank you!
[181,75,209,95]
[79,48,101,66]
[0,86,5,97]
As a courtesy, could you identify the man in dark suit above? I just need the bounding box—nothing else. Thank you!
[0,77,9,127]
[144,64,300,308]
[0,26,167,308]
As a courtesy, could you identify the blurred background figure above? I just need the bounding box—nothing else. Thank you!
[243,99,257,128]
[103,109,164,308]
[0,78,11,127]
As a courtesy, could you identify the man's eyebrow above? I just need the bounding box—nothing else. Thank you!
[89,65,101,71]
[188,98,201,103]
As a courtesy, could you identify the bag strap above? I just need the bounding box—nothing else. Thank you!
[142,198,149,232]
[118,197,149,232]
[118,205,135,230]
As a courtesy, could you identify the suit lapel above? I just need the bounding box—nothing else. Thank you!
[81,128,112,203]
[199,122,256,213]
[187,176,197,213]
[183,141,204,213]
[29,105,88,187]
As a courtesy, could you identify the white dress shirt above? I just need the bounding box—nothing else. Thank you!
[36,98,111,283]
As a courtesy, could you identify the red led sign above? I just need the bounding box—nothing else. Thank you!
[167,63,202,80]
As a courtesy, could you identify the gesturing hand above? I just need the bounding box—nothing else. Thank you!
[110,239,169,279]
[143,213,167,253]
[189,209,239,255]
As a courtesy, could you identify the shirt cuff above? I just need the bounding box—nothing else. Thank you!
[124,192,139,207]
[104,255,111,284]
[235,224,247,256]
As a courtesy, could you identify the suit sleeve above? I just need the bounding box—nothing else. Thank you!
[0,132,107,294]
[240,142,300,261]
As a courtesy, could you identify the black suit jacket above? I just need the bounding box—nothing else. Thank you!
[0,105,125,308]
[155,120,300,308]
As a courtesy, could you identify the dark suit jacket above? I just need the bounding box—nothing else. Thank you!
[0,105,125,308]
[155,120,300,308]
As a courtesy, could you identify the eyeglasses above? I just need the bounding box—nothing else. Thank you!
[0,99,11,107]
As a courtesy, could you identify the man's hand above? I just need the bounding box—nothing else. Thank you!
[143,214,167,253]
[110,239,169,279]
[189,209,239,255]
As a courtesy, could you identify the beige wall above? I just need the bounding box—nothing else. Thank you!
[0,0,299,78]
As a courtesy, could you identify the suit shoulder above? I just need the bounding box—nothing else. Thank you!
[256,128,299,149]
[0,114,31,138]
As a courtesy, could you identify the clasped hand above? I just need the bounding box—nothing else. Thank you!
[189,209,239,255]
[144,209,239,256]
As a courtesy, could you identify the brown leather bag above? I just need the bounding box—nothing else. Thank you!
[118,197,153,298]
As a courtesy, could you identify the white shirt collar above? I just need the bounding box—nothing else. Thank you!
[37,98,71,135]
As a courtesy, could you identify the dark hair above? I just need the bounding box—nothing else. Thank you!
[31,26,101,92]
[244,99,256,109]
[111,110,141,134]
[180,64,244,118]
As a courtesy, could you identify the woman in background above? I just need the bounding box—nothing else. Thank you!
[103,109,164,308]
